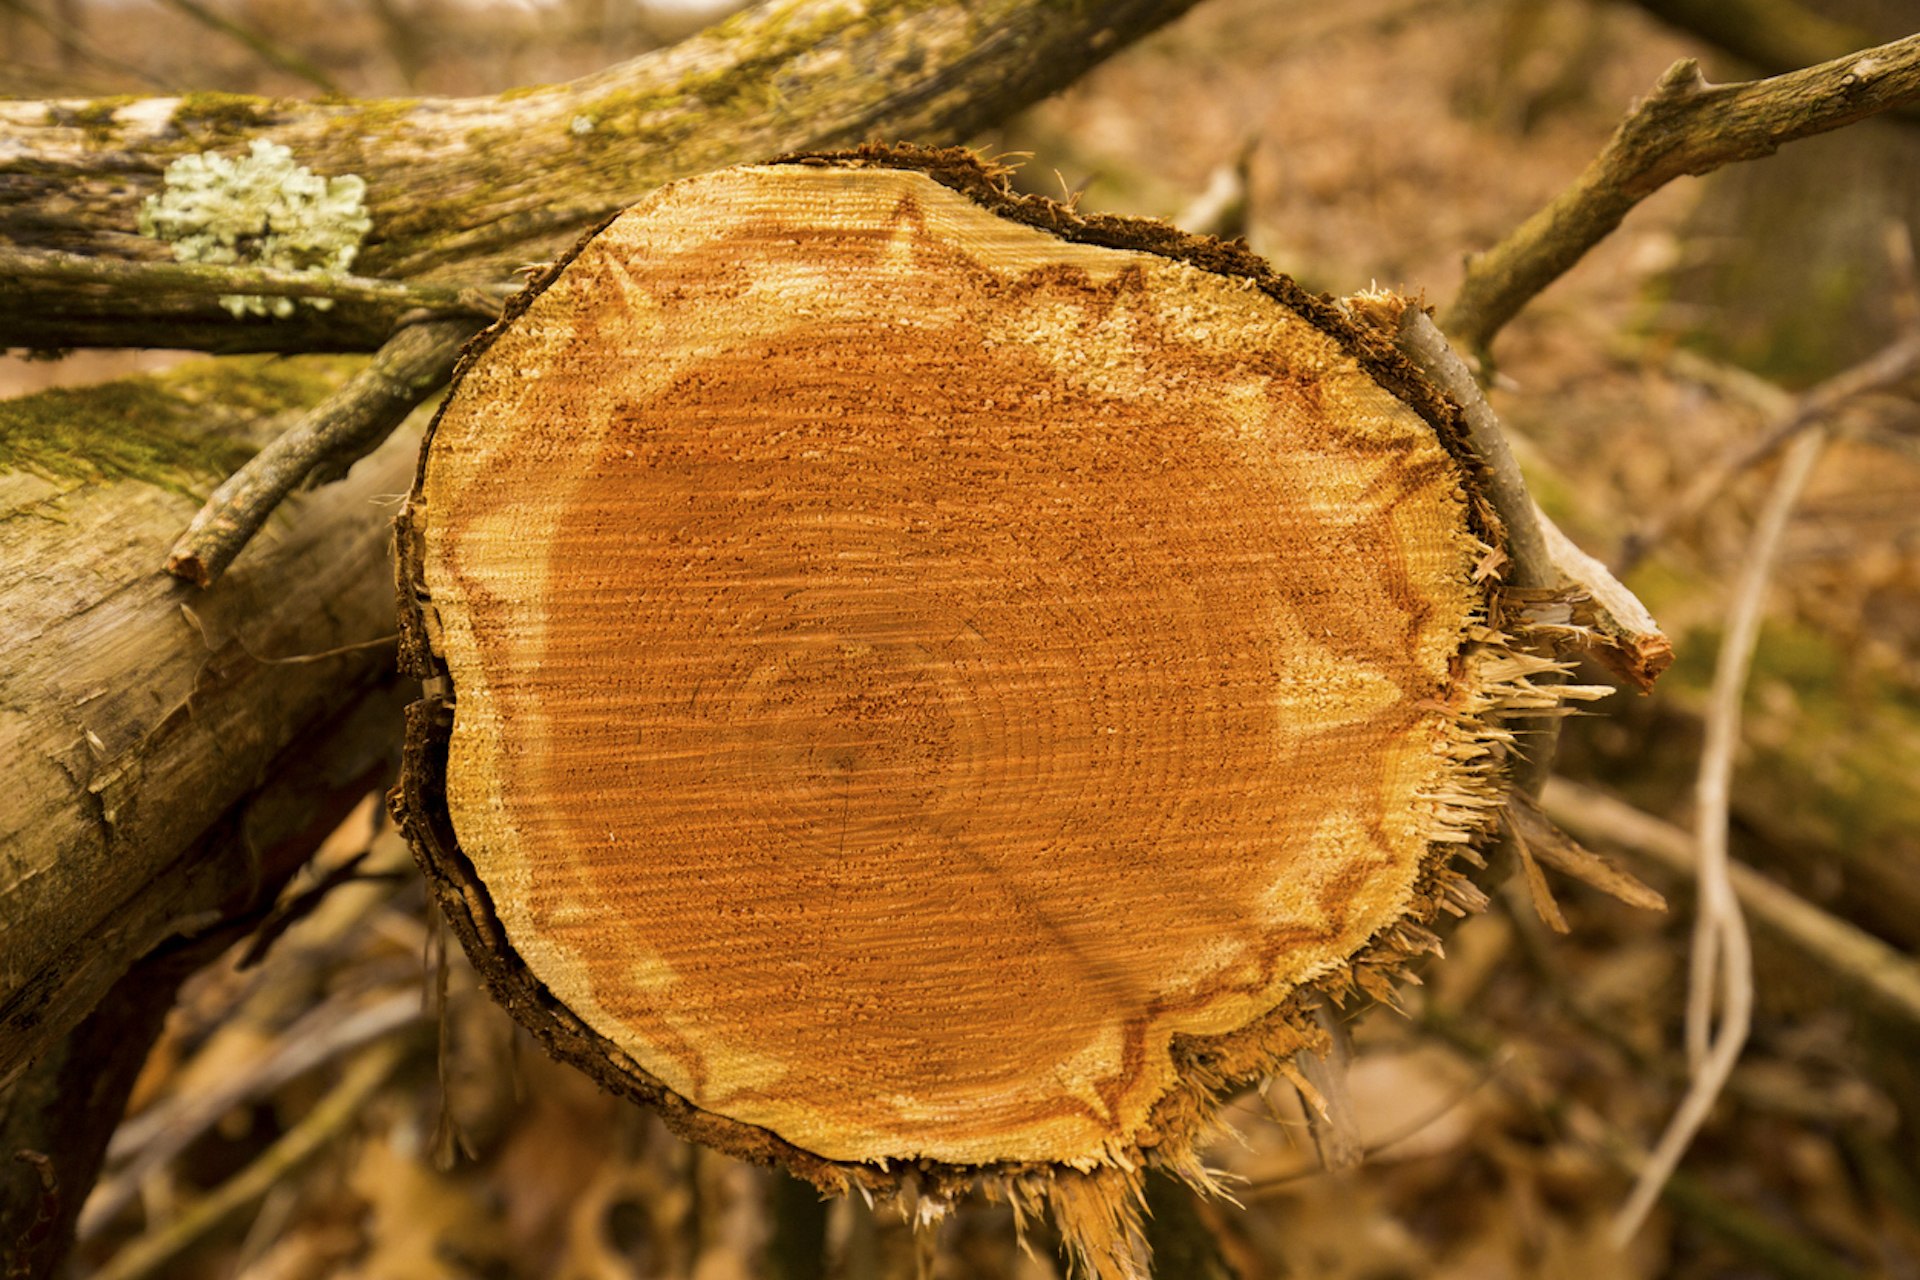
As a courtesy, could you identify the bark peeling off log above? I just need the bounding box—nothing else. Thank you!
[393,149,1560,1276]
[0,358,410,1085]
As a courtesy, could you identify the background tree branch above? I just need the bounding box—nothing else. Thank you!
[1440,30,1920,358]
[1,0,1205,354]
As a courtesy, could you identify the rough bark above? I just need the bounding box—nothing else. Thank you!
[0,0,1206,354]
[0,680,409,1280]
[390,147,1570,1277]
[166,316,477,586]
[0,358,414,1086]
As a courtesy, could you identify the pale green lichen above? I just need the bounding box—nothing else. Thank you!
[137,140,372,318]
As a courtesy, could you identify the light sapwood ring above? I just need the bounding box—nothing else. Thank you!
[394,147,1511,1181]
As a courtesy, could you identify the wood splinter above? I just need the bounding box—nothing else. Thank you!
[391,145,1588,1278]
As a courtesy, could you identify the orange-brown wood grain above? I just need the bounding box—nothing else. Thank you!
[395,152,1523,1248]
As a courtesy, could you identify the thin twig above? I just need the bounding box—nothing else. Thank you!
[1543,778,1920,1031]
[166,317,478,588]
[1610,427,1827,1245]
[87,1037,411,1280]
[2,246,513,316]
[0,0,177,90]
[1618,331,1920,571]
[80,989,420,1240]
[1440,32,1920,356]
[154,0,343,95]
[1385,304,1553,589]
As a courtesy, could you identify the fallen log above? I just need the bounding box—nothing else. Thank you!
[0,359,410,1085]
[0,0,1205,355]
[392,147,1574,1275]
[0,679,411,1280]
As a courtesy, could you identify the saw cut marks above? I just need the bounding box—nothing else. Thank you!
[407,158,1500,1173]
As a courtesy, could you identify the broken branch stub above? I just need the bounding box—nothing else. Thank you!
[391,148,1554,1274]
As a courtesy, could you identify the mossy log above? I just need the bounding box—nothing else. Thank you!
[393,150,1560,1275]
[0,358,410,1086]
[0,0,1203,355]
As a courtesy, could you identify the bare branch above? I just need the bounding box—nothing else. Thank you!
[155,0,343,96]
[1610,427,1827,1244]
[1376,301,1554,589]
[1440,33,1920,356]
[3,245,510,328]
[1618,329,1920,571]
[167,317,476,587]
[0,0,177,91]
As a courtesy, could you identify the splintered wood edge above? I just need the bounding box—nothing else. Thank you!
[389,143,1537,1245]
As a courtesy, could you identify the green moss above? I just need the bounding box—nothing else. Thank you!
[1662,615,1920,857]
[45,95,138,145]
[169,355,355,418]
[337,96,420,134]
[0,356,350,497]
[498,82,561,102]
[569,0,948,141]
[170,92,275,135]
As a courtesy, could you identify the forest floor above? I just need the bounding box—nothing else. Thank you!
[8,0,1920,1277]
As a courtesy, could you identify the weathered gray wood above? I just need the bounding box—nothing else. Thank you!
[0,679,410,1280]
[0,0,1205,354]
[0,358,410,1084]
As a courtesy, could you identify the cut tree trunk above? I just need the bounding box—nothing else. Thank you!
[0,358,411,1086]
[392,147,1551,1276]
